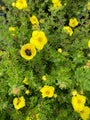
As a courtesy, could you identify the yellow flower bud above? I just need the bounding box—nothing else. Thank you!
[12,2,16,7]
[72,90,77,96]
[58,48,62,53]
[42,75,47,81]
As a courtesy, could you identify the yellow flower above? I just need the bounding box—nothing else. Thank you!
[88,40,90,48]
[63,26,73,36]
[40,19,44,23]
[30,15,39,25]
[72,90,77,96]
[52,0,59,3]
[42,75,47,81]
[9,27,15,31]
[72,94,86,112]
[64,3,67,6]
[22,77,29,85]
[16,0,27,9]
[58,48,62,53]
[13,96,25,110]
[88,2,90,10]
[20,43,36,60]
[53,94,57,98]
[69,18,78,27]
[30,31,47,51]
[11,34,15,36]
[54,1,62,9]
[12,2,16,7]
[32,25,39,30]
[25,90,30,94]
[1,6,5,10]
[40,85,55,98]
[79,106,90,120]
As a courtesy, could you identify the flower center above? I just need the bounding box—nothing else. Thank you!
[72,21,75,25]
[77,99,81,104]
[19,0,23,4]
[46,90,50,95]
[37,36,42,42]
[16,99,21,105]
[80,110,84,114]
[25,49,31,56]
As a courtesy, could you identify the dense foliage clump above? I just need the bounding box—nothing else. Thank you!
[0,0,90,120]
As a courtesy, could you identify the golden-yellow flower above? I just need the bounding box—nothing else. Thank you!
[13,96,25,110]
[79,106,90,120]
[25,90,30,94]
[12,2,16,7]
[88,2,90,10]
[40,19,44,23]
[69,18,78,27]
[30,31,47,51]
[11,34,15,36]
[22,77,29,85]
[20,43,36,60]
[54,1,62,9]
[16,0,27,9]
[58,48,62,53]
[88,40,90,48]
[42,75,47,81]
[72,94,86,112]
[9,27,15,31]
[40,85,55,98]
[63,26,73,36]
[64,3,67,6]
[53,94,57,98]
[1,6,5,10]
[30,15,39,25]
[72,90,77,96]
[32,25,39,30]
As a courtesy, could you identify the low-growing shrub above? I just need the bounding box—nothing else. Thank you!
[0,0,90,120]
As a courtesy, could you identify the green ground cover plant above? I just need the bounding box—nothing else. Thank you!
[0,0,90,120]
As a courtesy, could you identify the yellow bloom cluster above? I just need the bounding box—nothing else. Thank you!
[72,93,90,120]
[52,0,62,9]
[20,30,47,60]
[63,18,78,36]
[30,31,47,51]
[15,0,27,9]
[30,15,45,30]
[13,96,25,110]
[40,85,55,98]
